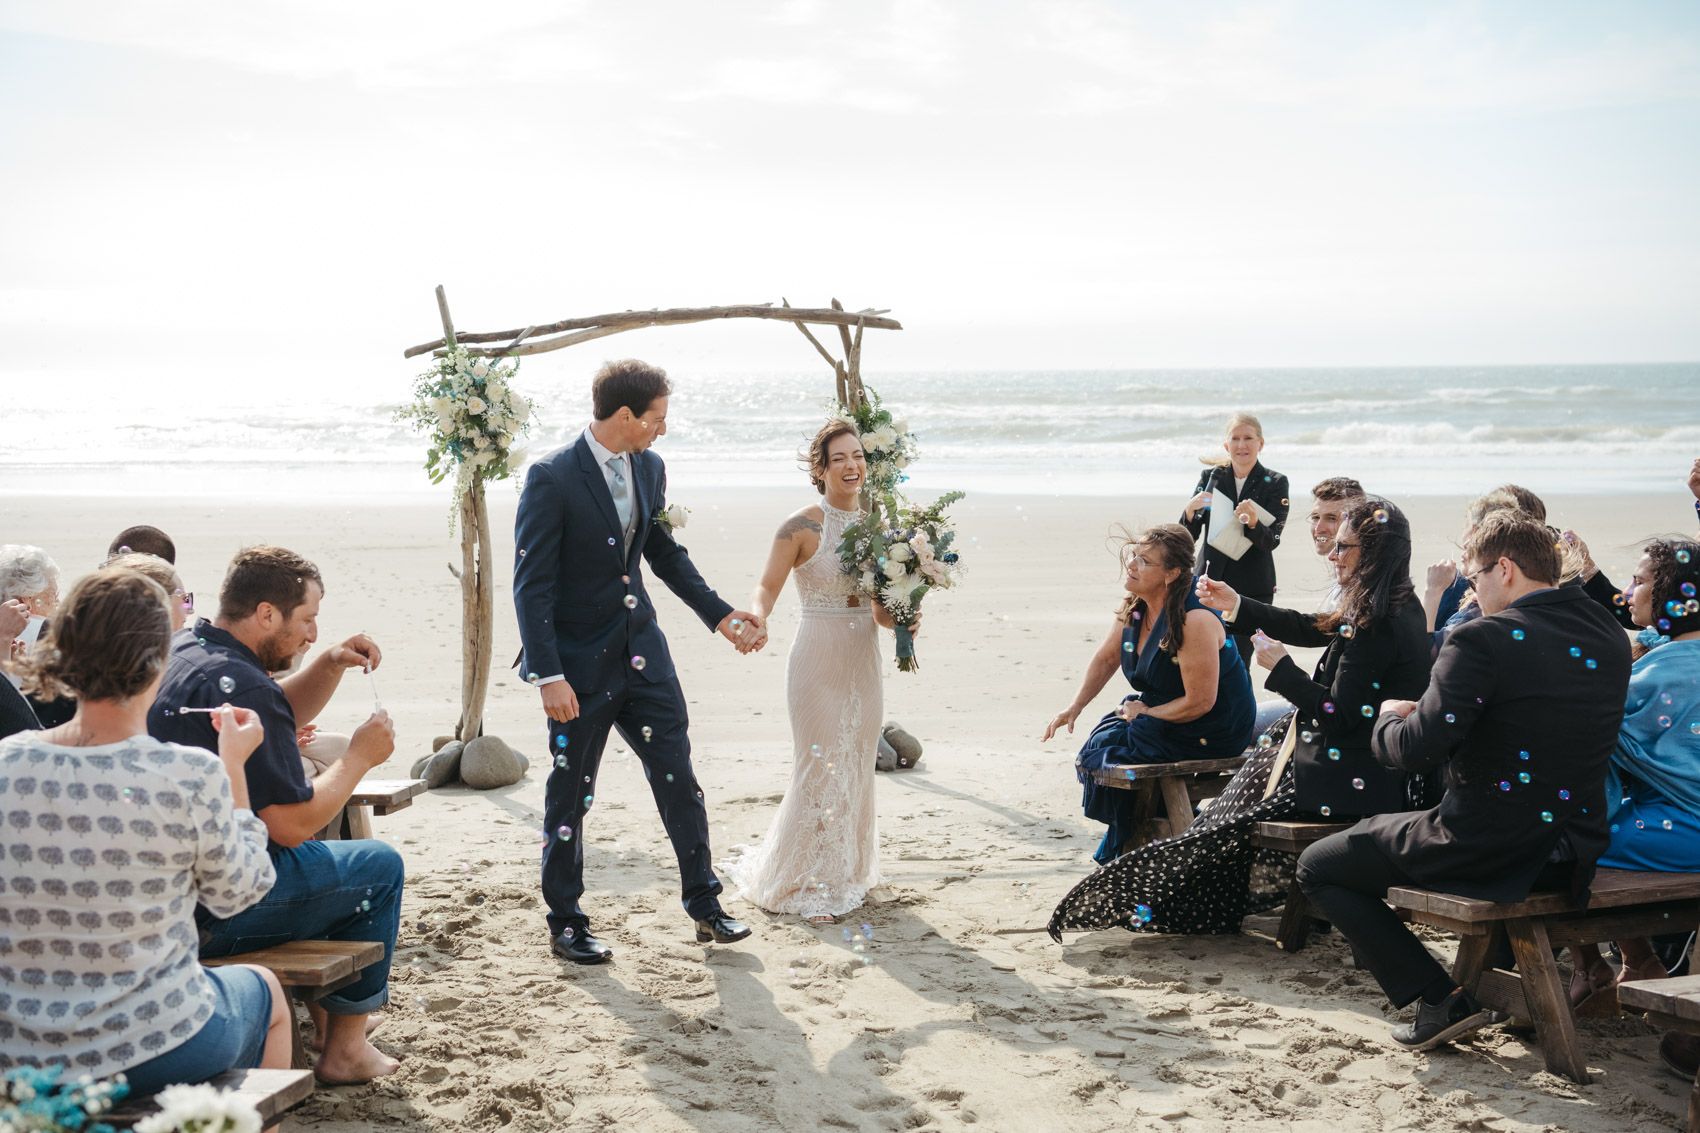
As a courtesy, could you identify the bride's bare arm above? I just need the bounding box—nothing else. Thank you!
[750,509,822,620]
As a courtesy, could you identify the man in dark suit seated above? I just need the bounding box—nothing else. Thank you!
[1295,512,1631,1051]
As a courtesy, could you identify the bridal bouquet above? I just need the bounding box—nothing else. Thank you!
[840,491,964,672]
[397,345,534,514]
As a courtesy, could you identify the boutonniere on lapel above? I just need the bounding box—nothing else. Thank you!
[654,503,691,533]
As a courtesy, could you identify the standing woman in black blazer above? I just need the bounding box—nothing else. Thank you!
[1180,413,1290,665]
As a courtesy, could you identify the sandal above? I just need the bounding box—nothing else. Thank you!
[1568,960,1617,1014]
[805,914,837,926]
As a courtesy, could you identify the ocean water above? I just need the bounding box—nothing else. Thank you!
[4,364,1694,499]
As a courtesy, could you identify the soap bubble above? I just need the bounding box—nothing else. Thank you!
[1326,748,1341,761]
[117,544,132,554]
[623,595,638,609]
[1683,582,1698,598]
[631,655,646,671]
[555,734,567,748]
[554,755,568,769]
[1518,772,1531,784]
[1664,820,1675,831]
[861,923,874,939]
[1518,750,1530,761]
[1659,715,1674,729]
[1300,730,1314,743]
[1498,780,1512,792]
[731,618,744,630]
[1373,509,1389,524]
[527,672,539,684]
[1568,646,1582,658]
[557,825,572,840]
[1585,658,1598,670]
[583,795,593,807]
[1636,819,1647,830]
[1678,549,1692,564]
[1351,778,1365,790]
[641,726,653,741]
[1511,629,1526,641]
[1360,705,1374,717]
[1322,701,1336,714]
[1540,811,1554,823]
[1123,641,1134,653]
[1319,806,1332,816]
[665,772,675,783]
[1444,713,1456,724]
[1691,723,1700,736]
[1133,903,1153,924]
[1256,733,1272,750]
[218,675,235,694]
[360,899,371,913]
[1339,624,1356,639]
[1558,789,1571,800]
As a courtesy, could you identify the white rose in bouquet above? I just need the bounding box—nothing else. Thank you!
[664,503,690,529]
[473,433,492,450]
[466,395,488,414]
[882,558,907,580]
[472,360,490,378]
[887,542,913,562]
[892,417,909,434]
[486,380,508,402]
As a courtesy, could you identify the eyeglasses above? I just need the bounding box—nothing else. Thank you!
[1326,540,1361,558]
[172,589,195,612]
[1462,563,1496,589]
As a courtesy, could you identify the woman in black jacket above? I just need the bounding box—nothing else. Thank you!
[1049,497,1431,939]
[1180,414,1290,665]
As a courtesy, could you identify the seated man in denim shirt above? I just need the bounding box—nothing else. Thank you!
[150,545,402,1084]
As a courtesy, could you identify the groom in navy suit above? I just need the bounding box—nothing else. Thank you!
[513,359,765,964]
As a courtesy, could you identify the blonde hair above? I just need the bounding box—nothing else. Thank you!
[1199,412,1264,468]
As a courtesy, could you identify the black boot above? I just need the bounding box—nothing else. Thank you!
[1391,987,1492,1051]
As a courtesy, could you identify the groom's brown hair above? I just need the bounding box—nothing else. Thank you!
[592,359,672,421]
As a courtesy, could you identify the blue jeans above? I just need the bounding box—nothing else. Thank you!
[121,965,271,1096]
[197,839,403,1014]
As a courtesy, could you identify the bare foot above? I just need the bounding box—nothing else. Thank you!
[1616,956,1670,985]
[313,1041,400,1085]
[306,1012,381,1054]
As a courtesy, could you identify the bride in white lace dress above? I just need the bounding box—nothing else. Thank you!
[723,421,903,923]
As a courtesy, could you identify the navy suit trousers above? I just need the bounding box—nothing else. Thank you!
[540,673,722,934]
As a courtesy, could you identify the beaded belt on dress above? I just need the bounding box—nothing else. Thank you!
[799,602,867,619]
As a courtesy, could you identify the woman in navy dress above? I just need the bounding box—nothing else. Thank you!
[1043,524,1256,864]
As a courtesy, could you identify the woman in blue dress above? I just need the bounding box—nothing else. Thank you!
[1043,523,1257,864]
[1569,538,1700,1006]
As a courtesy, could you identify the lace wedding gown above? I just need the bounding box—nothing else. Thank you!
[725,502,882,918]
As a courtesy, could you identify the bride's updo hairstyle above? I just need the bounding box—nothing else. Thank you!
[18,567,172,702]
[803,420,861,495]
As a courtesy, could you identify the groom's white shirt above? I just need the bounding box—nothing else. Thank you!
[535,426,633,688]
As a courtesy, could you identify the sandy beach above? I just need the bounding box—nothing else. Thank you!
[7,484,1695,1132]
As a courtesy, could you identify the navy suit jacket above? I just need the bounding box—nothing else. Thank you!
[512,434,732,697]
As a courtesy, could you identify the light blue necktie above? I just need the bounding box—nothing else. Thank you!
[606,455,632,540]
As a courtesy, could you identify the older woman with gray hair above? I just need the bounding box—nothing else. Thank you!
[1,543,73,727]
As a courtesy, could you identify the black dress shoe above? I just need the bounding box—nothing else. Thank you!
[694,914,752,944]
[551,928,613,964]
[1391,987,1492,1051]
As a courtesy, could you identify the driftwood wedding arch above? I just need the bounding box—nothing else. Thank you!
[403,287,902,747]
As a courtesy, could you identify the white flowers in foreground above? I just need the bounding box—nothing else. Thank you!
[654,503,691,533]
[133,1083,261,1133]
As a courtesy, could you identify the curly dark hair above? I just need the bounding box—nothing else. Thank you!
[1115,523,1197,657]
[1321,496,1416,632]
[802,420,862,494]
[1643,538,1700,637]
[18,567,171,702]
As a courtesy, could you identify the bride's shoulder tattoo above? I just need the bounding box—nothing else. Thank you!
[777,513,823,540]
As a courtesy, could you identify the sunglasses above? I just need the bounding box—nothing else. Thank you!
[172,589,195,612]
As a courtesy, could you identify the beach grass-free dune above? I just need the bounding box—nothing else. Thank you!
[7,485,1695,1132]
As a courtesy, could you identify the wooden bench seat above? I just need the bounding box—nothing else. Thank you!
[1619,975,1700,1132]
[204,939,386,1068]
[105,1068,314,1130]
[1086,755,1248,851]
[345,776,428,816]
[1251,821,1352,952]
[1388,868,1700,1083]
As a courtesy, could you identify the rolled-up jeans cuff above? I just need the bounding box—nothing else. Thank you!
[321,986,390,1015]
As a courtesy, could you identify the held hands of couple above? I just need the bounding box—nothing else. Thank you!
[718,611,767,655]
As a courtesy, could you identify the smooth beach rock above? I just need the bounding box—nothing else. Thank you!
[431,735,456,753]
[461,735,524,789]
[412,741,464,790]
[875,735,899,773]
[882,722,922,770]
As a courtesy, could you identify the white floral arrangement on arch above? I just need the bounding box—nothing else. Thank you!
[832,389,918,497]
[397,345,534,522]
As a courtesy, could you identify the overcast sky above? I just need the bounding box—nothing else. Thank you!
[3,0,1697,400]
